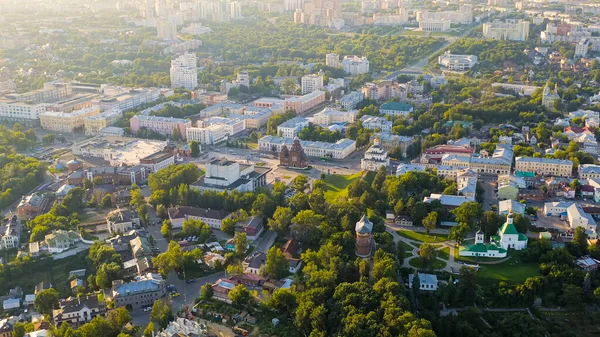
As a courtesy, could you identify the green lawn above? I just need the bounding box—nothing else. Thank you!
[396,230,448,243]
[438,247,450,261]
[477,258,540,285]
[363,171,377,184]
[409,257,447,270]
[322,172,363,202]
[399,241,415,258]
[402,30,426,36]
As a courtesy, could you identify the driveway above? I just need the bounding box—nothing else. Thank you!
[254,230,277,253]
[168,271,226,311]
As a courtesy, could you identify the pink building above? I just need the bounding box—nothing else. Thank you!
[284,91,326,114]
[130,115,191,139]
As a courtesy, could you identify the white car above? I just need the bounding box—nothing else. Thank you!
[143,306,152,312]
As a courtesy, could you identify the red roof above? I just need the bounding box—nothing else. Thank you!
[282,238,299,258]
[581,185,595,193]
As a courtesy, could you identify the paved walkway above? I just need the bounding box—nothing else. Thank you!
[385,224,462,273]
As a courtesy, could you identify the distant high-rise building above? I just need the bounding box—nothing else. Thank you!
[284,0,304,12]
[230,1,242,20]
[170,53,198,90]
[157,17,177,40]
[301,74,324,94]
[326,53,340,68]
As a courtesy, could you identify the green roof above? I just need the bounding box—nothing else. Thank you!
[461,243,506,253]
[380,102,413,111]
[518,233,528,241]
[500,221,519,235]
[515,171,535,178]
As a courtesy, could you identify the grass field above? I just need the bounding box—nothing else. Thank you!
[363,171,377,184]
[397,230,448,243]
[322,172,363,202]
[438,247,450,260]
[401,30,426,36]
[409,257,447,270]
[477,258,540,285]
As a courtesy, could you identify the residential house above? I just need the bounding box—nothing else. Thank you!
[52,294,106,327]
[244,253,266,275]
[395,215,413,226]
[408,273,438,291]
[235,217,264,241]
[167,206,232,230]
[106,209,140,234]
[45,230,79,254]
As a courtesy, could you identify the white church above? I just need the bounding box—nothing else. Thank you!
[360,137,390,171]
[459,213,527,258]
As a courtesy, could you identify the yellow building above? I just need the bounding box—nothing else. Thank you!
[514,157,573,177]
[84,110,121,135]
[40,106,101,133]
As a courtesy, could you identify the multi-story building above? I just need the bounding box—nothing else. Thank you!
[224,70,250,93]
[39,106,101,133]
[370,132,414,155]
[198,116,245,136]
[440,144,514,175]
[0,99,47,125]
[52,294,106,328]
[301,74,324,94]
[16,193,49,218]
[419,19,451,32]
[567,203,597,232]
[139,150,175,172]
[277,117,309,139]
[170,53,198,90]
[4,81,72,104]
[259,135,356,159]
[483,20,530,41]
[190,159,271,193]
[228,108,271,129]
[379,102,414,117]
[312,107,356,126]
[230,1,242,19]
[84,109,121,135]
[157,17,177,40]
[197,103,245,118]
[338,91,364,110]
[361,81,402,101]
[130,115,191,139]
[360,115,392,133]
[284,90,326,114]
[514,157,573,177]
[576,38,590,57]
[186,124,228,144]
[97,88,161,113]
[325,53,340,68]
[579,164,600,179]
[438,52,478,71]
[111,273,167,310]
[167,206,232,229]
[67,166,150,186]
[360,138,390,171]
[342,55,369,75]
[0,219,21,251]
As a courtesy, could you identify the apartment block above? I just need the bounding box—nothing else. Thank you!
[301,74,324,94]
[259,135,356,159]
[130,115,191,139]
[338,91,364,110]
[483,20,530,41]
[342,55,369,75]
[170,53,198,90]
[284,91,326,114]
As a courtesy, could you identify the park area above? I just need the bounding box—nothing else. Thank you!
[322,172,363,202]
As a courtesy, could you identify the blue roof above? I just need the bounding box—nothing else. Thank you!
[115,278,162,296]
